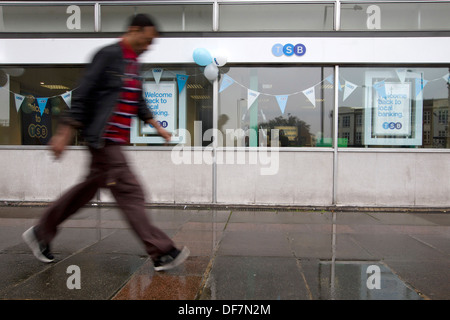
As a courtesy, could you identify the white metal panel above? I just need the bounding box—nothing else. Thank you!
[1,37,450,64]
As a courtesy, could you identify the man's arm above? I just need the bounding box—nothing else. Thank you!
[49,124,76,160]
[146,118,171,143]
[50,46,113,159]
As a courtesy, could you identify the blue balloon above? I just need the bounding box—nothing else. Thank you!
[193,48,212,66]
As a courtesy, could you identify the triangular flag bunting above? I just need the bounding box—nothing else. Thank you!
[302,86,316,108]
[415,78,428,97]
[14,94,25,112]
[442,73,450,84]
[325,75,342,91]
[247,89,260,109]
[176,74,189,93]
[343,81,358,101]
[36,97,48,116]
[152,68,163,84]
[61,91,72,109]
[373,81,387,99]
[396,69,407,83]
[219,74,234,93]
[275,95,289,114]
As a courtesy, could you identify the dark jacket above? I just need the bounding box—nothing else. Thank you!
[62,42,153,149]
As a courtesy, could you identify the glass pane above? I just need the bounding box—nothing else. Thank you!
[0,65,212,147]
[219,3,334,31]
[138,66,213,147]
[101,5,213,32]
[341,2,450,31]
[0,5,95,32]
[218,67,334,147]
[338,67,450,148]
[0,66,83,146]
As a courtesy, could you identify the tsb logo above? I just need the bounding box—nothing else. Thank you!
[272,43,306,57]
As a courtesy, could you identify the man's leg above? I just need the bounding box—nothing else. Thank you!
[104,145,176,260]
[34,148,106,245]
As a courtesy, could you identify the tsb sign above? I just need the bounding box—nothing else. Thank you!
[272,43,306,57]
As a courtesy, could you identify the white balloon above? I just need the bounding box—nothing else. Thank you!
[204,63,219,80]
[213,54,227,67]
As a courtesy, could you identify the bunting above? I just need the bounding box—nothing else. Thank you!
[36,98,48,116]
[61,91,72,109]
[275,95,289,114]
[373,81,387,99]
[396,69,407,83]
[1,68,449,120]
[14,94,24,112]
[414,78,428,97]
[343,81,358,101]
[325,75,342,91]
[247,89,260,109]
[152,68,163,84]
[8,90,73,112]
[302,87,316,108]
[176,74,189,93]
[219,74,235,93]
[217,71,449,115]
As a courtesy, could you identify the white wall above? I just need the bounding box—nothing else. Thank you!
[98,149,213,204]
[2,148,448,208]
[336,150,450,208]
[216,150,334,206]
[0,148,89,202]
[0,148,212,204]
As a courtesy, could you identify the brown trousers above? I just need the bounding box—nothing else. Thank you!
[36,143,175,260]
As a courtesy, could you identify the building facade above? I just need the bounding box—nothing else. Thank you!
[1,0,450,209]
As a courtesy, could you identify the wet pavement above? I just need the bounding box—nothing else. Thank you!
[0,205,449,300]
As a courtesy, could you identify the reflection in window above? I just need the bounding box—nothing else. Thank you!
[0,5,95,32]
[0,65,212,147]
[0,66,83,146]
[340,2,450,31]
[218,67,334,147]
[101,5,213,32]
[139,65,213,147]
[219,3,334,31]
[338,67,450,149]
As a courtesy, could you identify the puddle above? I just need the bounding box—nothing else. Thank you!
[318,261,423,300]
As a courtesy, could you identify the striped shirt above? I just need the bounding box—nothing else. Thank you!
[103,40,142,144]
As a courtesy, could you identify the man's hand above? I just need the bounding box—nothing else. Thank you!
[49,124,75,160]
[147,118,172,143]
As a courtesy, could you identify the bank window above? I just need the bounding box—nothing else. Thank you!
[0,65,211,147]
[338,67,450,149]
[218,66,334,147]
[0,5,95,33]
[340,2,450,31]
[100,4,213,32]
[134,65,213,147]
[219,3,334,31]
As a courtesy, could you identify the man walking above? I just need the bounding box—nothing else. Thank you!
[23,14,189,272]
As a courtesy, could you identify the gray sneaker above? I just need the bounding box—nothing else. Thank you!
[22,226,54,263]
[153,246,190,271]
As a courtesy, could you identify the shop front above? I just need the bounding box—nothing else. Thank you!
[1,1,449,208]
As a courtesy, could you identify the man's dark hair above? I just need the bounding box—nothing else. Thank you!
[128,13,158,30]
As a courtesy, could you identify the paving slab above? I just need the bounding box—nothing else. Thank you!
[0,206,448,300]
